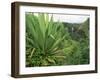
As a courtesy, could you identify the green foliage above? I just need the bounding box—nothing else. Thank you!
[63,19,90,65]
[26,13,89,67]
[26,13,67,67]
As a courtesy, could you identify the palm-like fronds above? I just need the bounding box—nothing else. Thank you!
[26,13,67,67]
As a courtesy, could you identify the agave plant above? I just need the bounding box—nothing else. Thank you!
[26,13,69,67]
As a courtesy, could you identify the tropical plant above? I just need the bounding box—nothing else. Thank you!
[26,13,69,67]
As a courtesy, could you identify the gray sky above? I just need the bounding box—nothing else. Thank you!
[52,14,89,23]
[33,13,89,23]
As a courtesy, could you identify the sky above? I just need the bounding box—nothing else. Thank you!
[29,13,90,23]
[52,14,89,23]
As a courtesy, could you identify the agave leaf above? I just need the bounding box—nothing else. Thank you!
[47,15,54,35]
[26,14,45,50]
[47,58,56,64]
[50,34,56,40]
[38,13,46,38]
[45,13,49,29]
[26,14,39,48]
[26,37,34,46]
[50,35,66,50]
[32,14,46,50]
[29,48,35,58]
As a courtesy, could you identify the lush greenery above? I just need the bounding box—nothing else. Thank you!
[26,13,89,67]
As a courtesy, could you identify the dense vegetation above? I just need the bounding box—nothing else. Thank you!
[26,13,89,67]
